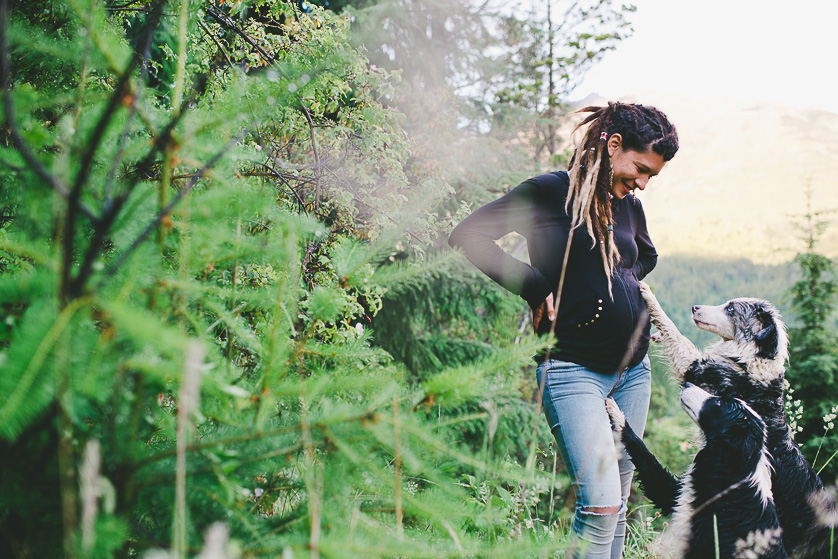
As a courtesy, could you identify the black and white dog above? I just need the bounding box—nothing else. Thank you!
[638,281,836,557]
[606,384,786,558]
[605,383,787,559]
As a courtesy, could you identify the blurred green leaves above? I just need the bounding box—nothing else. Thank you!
[0,1,643,557]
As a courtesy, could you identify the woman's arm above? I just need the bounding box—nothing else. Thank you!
[448,179,555,309]
[632,200,657,280]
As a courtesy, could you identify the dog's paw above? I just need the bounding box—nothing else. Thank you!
[604,398,625,432]
[650,331,663,343]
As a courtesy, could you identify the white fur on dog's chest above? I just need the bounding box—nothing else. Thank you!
[655,440,774,558]
[706,342,783,385]
[661,463,696,558]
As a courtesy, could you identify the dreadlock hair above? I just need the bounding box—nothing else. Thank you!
[566,102,678,296]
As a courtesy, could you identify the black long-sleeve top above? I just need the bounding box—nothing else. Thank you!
[449,171,657,373]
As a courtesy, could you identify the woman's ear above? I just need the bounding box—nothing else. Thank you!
[607,133,622,157]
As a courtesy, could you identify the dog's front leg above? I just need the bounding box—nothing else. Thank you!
[605,398,680,515]
[638,282,701,383]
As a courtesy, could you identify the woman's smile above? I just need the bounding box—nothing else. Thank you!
[606,135,667,199]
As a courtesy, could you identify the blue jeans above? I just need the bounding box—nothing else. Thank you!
[536,356,652,559]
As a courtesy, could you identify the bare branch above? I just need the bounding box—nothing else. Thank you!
[204,4,277,65]
[204,4,323,208]
[197,18,234,69]
[299,101,322,211]
[253,161,309,210]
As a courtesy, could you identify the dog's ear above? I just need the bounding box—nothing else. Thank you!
[734,430,763,464]
[755,319,778,360]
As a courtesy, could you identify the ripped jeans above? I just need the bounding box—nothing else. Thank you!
[536,356,651,559]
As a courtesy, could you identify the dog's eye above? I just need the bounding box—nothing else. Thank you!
[725,305,735,315]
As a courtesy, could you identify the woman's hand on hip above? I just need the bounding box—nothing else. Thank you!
[532,293,555,332]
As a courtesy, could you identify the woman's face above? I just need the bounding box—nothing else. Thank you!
[606,134,667,199]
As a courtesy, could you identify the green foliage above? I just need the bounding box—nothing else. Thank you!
[0,0,631,557]
[783,203,838,480]
[790,250,838,334]
[371,261,524,376]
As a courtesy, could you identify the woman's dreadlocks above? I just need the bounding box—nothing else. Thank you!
[566,102,678,295]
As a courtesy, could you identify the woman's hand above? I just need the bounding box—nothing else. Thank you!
[532,293,556,333]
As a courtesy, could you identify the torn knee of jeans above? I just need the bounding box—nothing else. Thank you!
[579,504,623,515]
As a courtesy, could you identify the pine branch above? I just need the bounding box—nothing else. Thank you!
[363,250,462,293]
[98,127,244,287]
[0,0,98,225]
[132,442,305,489]
[103,3,158,203]
[63,2,165,301]
[134,408,376,470]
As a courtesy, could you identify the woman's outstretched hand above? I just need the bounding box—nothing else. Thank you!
[532,293,555,333]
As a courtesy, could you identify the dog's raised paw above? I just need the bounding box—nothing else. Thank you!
[604,398,625,432]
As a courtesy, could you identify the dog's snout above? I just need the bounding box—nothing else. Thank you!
[692,305,699,314]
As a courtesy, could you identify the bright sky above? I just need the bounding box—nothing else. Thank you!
[574,0,838,114]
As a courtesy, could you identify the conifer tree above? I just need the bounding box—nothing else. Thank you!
[785,196,838,480]
[0,1,572,557]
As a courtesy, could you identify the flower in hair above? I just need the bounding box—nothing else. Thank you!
[600,131,608,140]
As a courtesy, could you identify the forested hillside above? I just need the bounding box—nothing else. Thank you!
[650,255,798,347]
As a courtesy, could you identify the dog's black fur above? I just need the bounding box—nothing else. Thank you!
[680,355,831,557]
[607,384,786,558]
[639,282,836,557]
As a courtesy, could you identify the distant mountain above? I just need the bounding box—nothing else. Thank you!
[564,93,838,263]
[567,92,605,110]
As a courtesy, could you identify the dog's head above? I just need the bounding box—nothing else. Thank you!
[691,298,787,361]
[681,383,765,442]
[681,383,772,503]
